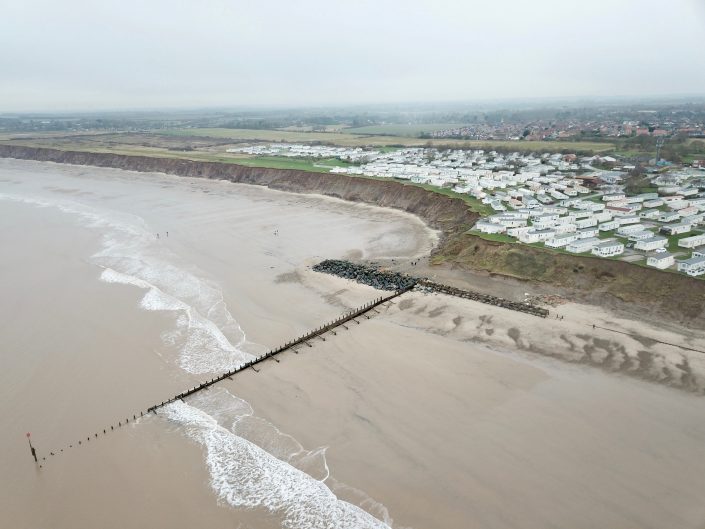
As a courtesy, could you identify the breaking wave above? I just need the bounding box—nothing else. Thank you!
[163,396,390,529]
[0,183,393,528]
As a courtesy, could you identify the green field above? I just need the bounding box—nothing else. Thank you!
[227,156,350,172]
[161,128,368,144]
[158,128,614,153]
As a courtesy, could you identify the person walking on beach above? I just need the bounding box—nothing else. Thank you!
[26,433,37,463]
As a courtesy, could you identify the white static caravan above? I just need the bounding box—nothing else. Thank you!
[599,220,620,232]
[592,240,625,257]
[575,217,598,229]
[640,210,661,220]
[566,237,600,254]
[659,211,681,223]
[593,211,613,223]
[678,234,705,249]
[678,206,699,218]
[616,224,645,236]
[628,230,654,242]
[518,229,556,244]
[642,199,663,208]
[545,233,579,248]
[677,256,705,277]
[577,227,599,239]
[646,252,675,269]
[635,236,668,251]
[660,223,692,236]
[474,220,506,234]
[618,215,641,226]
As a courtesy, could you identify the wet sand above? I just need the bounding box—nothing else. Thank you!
[1,158,705,529]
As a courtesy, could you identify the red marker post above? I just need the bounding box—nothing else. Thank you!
[27,432,37,463]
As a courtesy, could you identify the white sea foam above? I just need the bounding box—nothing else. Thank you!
[100,266,253,373]
[190,388,331,483]
[163,399,391,529]
[1,179,392,527]
[0,190,253,374]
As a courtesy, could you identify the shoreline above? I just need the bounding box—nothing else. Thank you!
[0,145,703,327]
[2,159,705,529]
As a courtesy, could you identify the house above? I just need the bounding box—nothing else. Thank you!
[677,256,705,276]
[592,240,625,257]
[566,237,600,253]
[603,192,626,201]
[678,234,705,249]
[635,236,668,251]
[693,247,705,258]
[660,223,692,236]
[646,252,675,269]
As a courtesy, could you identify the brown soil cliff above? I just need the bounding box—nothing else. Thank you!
[1,144,703,325]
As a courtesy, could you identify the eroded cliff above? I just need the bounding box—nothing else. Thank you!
[1,144,703,324]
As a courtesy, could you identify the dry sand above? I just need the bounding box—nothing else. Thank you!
[1,158,705,529]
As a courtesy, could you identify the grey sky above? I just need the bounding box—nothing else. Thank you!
[1,0,704,112]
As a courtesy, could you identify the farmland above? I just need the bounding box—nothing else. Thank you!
[160,127,614,152]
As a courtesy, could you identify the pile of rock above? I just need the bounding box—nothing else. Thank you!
[313,260,417,291]
[418,280,549,318]
[312,259,548,318]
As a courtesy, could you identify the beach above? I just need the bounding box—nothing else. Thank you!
[1,158,705,529]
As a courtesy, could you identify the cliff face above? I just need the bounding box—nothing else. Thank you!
[0,145,476,239]
[1,144,703,324]
[441,232,705,323]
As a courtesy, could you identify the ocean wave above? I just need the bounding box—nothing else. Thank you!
[163,399,391,529]
[1,179,392,527]
[100,266,253,373]
[0,191,251,374]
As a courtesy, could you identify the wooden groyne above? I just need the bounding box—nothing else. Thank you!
[32,289,407,465]
[147,288,408,413]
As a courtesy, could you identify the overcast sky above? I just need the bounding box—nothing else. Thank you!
[1,0,704,112]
